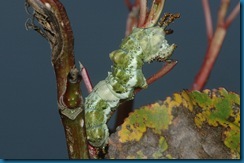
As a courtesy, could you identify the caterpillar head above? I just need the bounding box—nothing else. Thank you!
[119,26,176,63]
[120,13,179,63]
[142,13,180,63]
[139,26,177,63]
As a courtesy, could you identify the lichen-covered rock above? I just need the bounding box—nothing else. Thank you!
[107,88,240,159]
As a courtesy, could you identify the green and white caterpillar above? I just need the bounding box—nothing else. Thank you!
[85,14,179,148]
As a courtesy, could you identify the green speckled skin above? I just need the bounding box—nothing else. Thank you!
[85,26,176,147]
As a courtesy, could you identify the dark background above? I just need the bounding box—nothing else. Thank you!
[0,1,240,159]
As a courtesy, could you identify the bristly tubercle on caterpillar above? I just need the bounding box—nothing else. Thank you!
[85,13,180,148]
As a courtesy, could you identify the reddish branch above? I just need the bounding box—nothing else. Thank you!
[125,0,165,36]
[79,62,93,94]
[142,0,165,28]
[192,0,240,91]
[135,60,178,94]
[202,0,213,41]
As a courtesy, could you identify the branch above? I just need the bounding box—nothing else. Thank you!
[192,28,227,91]
[124,2,140,36]
[79,62,93,94]
[225,2,240,28]
[142,0,165,28]
[202,0,213,41]
[192,0,239,91]
[135,60,178,94]
[217,0,230,26]
[124,0,165,35]
[25,0,89,159]
[138,0,147,27]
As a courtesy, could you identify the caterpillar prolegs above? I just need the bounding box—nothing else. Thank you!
[85,13,179,148]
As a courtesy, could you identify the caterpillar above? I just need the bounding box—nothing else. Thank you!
[85,14,179,148]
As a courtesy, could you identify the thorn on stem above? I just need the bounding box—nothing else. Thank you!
[79,61,93,93]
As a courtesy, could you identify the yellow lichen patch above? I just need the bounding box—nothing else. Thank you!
[181,90,194,111]
[158,136,168,152]
[194,112,209,128]
[149,136,169,158]
[161,91,195,114]
[173,93,183,105]
[202,88,211,96]
[188,88,240,157]
[224,127,240,158]
[164,96,179,108]
[118,103,173,143]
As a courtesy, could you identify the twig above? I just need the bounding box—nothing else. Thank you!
[142,0,165,28]
[192,0,239,91]
[124,0,165,35]
[225,2,240,28]
[202,0,213,41]
[138,0,147,27]
[192,28,227,91]
[125,2,139,36]
[135,60,178,94]
[217,0,229,26]
[79,62,93,94]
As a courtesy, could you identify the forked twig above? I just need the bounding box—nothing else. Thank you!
[225,2,240,28]
[124,0,165,35]
[192,0,239,91]
[202,0,213,41]
[142,0,165,28]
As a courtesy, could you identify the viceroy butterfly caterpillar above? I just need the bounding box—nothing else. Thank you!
[85,17,179,147]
